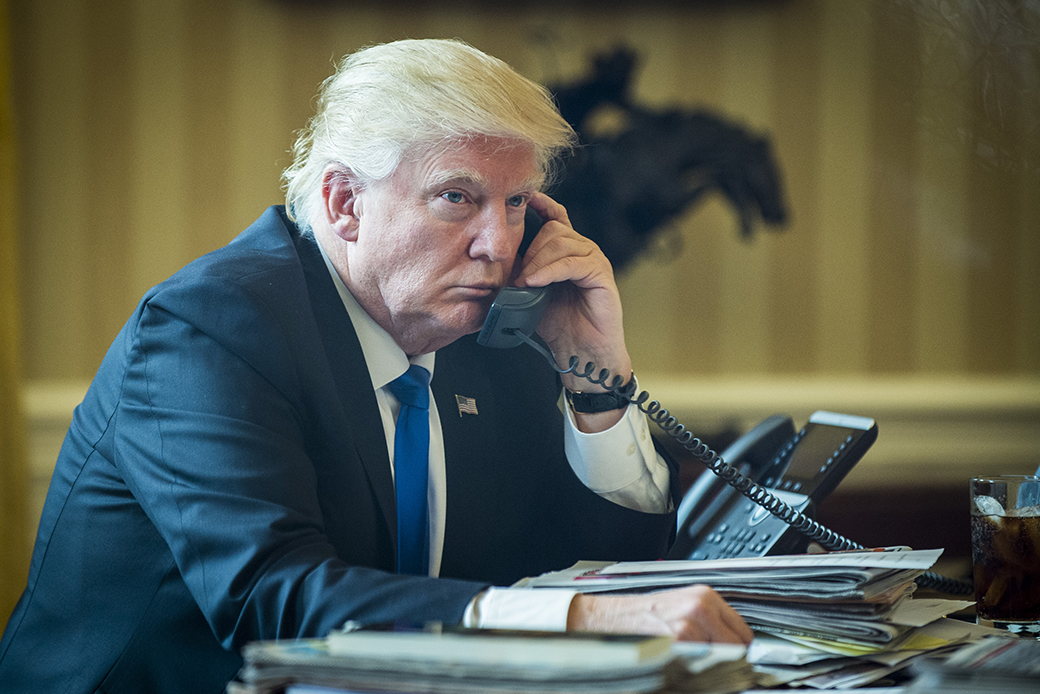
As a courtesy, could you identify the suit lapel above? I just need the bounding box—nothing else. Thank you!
[432,337,536,584]
[292,224,398,542]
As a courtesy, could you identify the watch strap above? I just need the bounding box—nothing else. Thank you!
[565,373,635,414]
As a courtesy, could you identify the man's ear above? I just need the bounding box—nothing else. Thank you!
[322,166,361,241]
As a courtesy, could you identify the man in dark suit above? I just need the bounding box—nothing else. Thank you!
[0,39,751,693]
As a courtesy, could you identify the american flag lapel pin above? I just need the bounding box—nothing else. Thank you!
[455,394,478,416]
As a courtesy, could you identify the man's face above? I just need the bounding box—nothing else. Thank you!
[343,137,542,355]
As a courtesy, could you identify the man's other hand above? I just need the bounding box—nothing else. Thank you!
[566,585,754,644]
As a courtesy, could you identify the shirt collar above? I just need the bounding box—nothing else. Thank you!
[314,236,436,391]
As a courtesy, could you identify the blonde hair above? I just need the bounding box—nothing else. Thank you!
[283,38,576,231]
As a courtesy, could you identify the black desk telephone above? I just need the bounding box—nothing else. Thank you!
[477,285,972,594]
[668,410,876,561]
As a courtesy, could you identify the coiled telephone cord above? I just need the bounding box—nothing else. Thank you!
[514,332,974,596]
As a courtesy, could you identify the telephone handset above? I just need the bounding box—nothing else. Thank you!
[476,286,973,594]
[476,286,552,349]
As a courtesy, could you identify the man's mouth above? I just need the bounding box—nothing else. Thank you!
[456,283,501,297]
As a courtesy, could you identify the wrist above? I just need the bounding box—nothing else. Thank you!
[564,371,635,414]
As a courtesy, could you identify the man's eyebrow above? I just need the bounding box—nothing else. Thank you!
[426,168,544,193]
[426,168,489,188]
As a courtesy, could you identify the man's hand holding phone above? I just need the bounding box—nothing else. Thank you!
[515,193,633,433]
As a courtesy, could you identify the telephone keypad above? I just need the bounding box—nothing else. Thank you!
[687,490,814,560]
[701,521,779,559]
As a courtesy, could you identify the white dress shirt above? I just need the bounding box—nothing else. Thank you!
[316,240,671,630]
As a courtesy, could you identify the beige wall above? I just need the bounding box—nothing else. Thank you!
[12,0,1040,382]
[11,0,1040,511]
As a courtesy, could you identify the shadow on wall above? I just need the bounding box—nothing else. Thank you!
[527,46,790,272]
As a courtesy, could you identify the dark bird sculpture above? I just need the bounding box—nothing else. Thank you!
[531,46,789,271]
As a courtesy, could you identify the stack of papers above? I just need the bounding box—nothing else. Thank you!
[663,642,758,693]
[523,549,966,648]
[231,627,676,694]
[229,626,759,694]
[745,621,992,690]
[905,636,1040,693]
[231,639,667,693]
[523,548,939,597]
[523,549,1000,689]
[227,550,1004,693]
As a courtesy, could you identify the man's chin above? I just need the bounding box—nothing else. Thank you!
[464,296,495,325]
[434,301,493,342]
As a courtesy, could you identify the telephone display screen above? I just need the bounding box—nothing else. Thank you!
[772,413,877,499]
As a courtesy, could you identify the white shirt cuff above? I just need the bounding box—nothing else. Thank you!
[562,396,671,513]
[462,587,578,632]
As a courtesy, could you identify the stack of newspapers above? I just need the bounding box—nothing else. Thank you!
[228,549,1000,693]
[522,548,995,689]
[905,636,1040,693]
[229,624,755,694]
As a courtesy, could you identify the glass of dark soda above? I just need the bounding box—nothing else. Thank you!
[970,475,1040,638]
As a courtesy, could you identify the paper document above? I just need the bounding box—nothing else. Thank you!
[524,549,941,602]
[602,548,943,574]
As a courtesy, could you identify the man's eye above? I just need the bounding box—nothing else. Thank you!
[507,195,527,208]
[442,191,465,204]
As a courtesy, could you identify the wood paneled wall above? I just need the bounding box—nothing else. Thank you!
[10,0,1040,381]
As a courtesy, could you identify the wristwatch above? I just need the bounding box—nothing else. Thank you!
[565,373,635,414]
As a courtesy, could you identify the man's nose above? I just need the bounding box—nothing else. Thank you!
[470,207,520,263]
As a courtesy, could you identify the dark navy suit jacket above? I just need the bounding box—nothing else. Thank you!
[0,207,677,693]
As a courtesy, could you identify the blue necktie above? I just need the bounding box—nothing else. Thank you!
[387,364,431,576]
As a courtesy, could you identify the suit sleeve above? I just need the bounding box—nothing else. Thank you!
[112,276,486,650]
